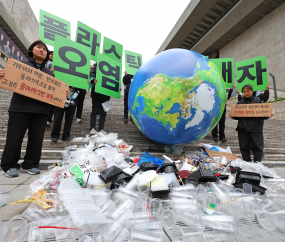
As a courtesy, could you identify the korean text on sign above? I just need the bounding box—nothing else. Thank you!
[230,103,273,117]
[53,37,91,90]
[76,21,101,62]
[0,58,68,108]
[210,58,234,88]
[124,50,143,76]
[96,53,122,99]
[39,10,71,47]
[236,56,268,91]
[103,37,123,63]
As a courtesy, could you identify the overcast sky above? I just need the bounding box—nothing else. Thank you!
[27,0,190,67]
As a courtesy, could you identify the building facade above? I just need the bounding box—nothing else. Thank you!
[157,0,285,96]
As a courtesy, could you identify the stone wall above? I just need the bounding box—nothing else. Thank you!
[272,99,285,121]
[0,0,38,43]
[219,2,285,93]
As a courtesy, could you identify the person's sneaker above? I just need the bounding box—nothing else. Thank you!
[213,136,219,141]
[21,168,40,175]
[63,138,71,142]
[76,118,82,123]
[90,128,96,135]
[5,168,19,178]
[220,137,227,143]
[51,137,58,142]
[47,121,51,125]
[124,118,128,123]
[99,130,108,135]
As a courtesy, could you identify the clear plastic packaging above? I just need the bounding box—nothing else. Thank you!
[160,208,177,229]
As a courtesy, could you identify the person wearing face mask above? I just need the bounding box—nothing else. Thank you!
[230,84,274,162]
[0,40,68,178]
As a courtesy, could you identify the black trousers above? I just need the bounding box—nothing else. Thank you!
[1,112,48,172]
[47,105,55,123]
[51,106,76,140]
[238,131,264,162]
[76,92,86,119]
[212,106,226,139]
[90,95,110,131]
[124,93,129,119]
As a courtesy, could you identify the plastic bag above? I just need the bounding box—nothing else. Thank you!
[94,133,118,144]
[200,143,232,153]
[95,147,117,164]
[164,144,184,155]
[138,151,165,167]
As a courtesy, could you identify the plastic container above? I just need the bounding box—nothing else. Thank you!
[171,183,196,193]
[161,208,177,229]
[124,174,141,190]
[202,214,235,232]
[95,222,123,242]
[226,200,244,218]
[20,221,45,242]
[159,163,178,174]
[256,209,278,231]
[175,209,204,231]
[108,199,134,220]
[150,198,162,218]
[210,183,230,203]
[203,229,236,242]
[133,220,162,231]
[78,236,95,242]
[2,215,27,242]
[139,162,158,172]
[131,227,164,242]
[188,169,217,183]
[0,188,11,207]
[236,171,261,185]
[182,177,199,187]
[236,216,255,237]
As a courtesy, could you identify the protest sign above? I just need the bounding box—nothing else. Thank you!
[236,56,268,91]
[53,36,90,90]
[124,50,143,75]
[75,21,101,62]
[96,53,121,99]
[230,103,273,117]
[39,10,71,46]
[210,58,234,88]
[103,37,123,63]
[206,149,239,162]
[1,58,68,108]
[70,160,96,179]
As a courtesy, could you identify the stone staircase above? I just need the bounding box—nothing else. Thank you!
[0,88,284,169]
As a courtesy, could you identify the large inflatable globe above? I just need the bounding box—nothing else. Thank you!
[128,49,226,145]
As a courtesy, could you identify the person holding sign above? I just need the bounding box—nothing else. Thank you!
[236,85,270,102]
[89,63,110,135]
[230,84,273,162]
[122,71,133,123]
[0,40,67,178]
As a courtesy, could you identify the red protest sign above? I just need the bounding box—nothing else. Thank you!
[1,58,68,108]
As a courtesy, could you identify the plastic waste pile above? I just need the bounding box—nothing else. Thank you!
[1,131,285,242]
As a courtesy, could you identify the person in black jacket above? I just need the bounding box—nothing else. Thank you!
[75,88,87,123]
[212,85,235,142]
[230,84,273,162]
[51,87,79,142]
[236,85,270,102]
[122,71,133,123]
[0,40,68,178]
[89,63,110,135]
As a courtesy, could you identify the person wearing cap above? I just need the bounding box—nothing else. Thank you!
[0,40,68,178]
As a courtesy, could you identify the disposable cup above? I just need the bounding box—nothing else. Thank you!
[226,200,244,218]
[133,220,162,231]
[203,229,236,242]
[135,193,148,211]
[256,209,278,231]
[131,228,163,242]
[175,209,204,231]
[202,214,235,232]
[150,199,162,218]
[95,222,123,242]
[125,175,141,190]
[161,208,177,229]
[108,199,134,220]
[236,216,255,237]
[78,236,95,242]
[2,215,27,242]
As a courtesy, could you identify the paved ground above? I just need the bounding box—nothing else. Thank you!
[1,167,285,221]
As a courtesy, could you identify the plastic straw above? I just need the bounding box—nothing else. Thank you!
[38,226,82,231]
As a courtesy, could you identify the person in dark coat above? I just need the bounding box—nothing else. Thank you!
[212,84,235,142]
[236,85,270,102]
[89,63,110,135]
[75,88,87,123]
[122,71,133,123]
[51,87,80,142]
[0,40,67,178]
[230,84,273,162]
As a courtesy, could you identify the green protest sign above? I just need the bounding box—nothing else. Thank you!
[75,21,101,62]
[39,10,71,46]
[53,36,90,89]
[124,50,143,75]
[236,56,268,91]
[103,37,123,63]
[96,53,121,99]
[210,58,234,88]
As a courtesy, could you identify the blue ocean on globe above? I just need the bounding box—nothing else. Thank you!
[128,49,226,145]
